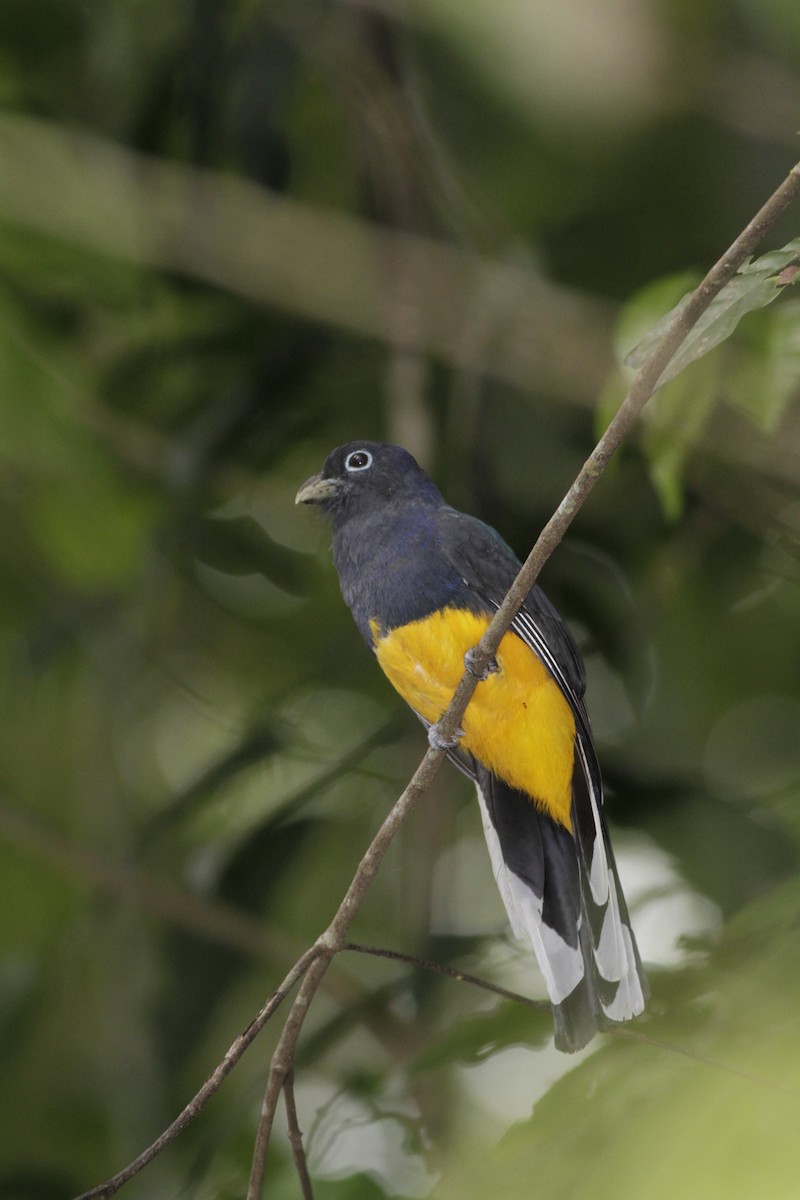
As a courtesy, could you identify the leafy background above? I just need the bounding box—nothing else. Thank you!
[1,2,800,1198]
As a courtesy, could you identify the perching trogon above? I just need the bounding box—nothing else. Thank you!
[296,441,647,1051]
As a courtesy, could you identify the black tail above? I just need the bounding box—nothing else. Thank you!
[475,764,647,1052]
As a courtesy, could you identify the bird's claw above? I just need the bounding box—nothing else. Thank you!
[465,647,498,681]
[428,722,464,751]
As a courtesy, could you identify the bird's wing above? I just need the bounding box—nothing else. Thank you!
[434,506,647,1046]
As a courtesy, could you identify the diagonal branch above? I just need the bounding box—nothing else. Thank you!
[245,160,800,1200]
[246,751,450,1197]
[283,1069,315,1200]
[72,946,321,1200]
[430,160,800,743]
[73,158,800,1200]
[343,940,550,1009]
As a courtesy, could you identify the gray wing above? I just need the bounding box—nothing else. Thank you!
[433,505,647,1045]
[436,506,590,724]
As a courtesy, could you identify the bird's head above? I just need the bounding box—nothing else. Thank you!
[295,442,441,522]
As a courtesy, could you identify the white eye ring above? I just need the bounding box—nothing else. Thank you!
[344,449,373,472]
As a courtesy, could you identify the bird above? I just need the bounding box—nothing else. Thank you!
[296,441,647,1052]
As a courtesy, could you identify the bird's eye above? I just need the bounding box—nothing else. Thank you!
[344,449,373,472]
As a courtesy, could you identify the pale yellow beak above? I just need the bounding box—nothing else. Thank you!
[295,474,341,505]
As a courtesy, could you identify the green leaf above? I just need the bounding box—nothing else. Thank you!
[725,299,800,433]
[412,995,551,1073]
[436,879,800,1200]
[596,272,700,444]
[193,515,315,593]
[625,238,800,385]
[614,271,701,368]
[640,352,719,519]
[0,287,160,589]
[600,272,720,517]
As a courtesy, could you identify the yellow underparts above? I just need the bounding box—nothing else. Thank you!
[371,608,575,829]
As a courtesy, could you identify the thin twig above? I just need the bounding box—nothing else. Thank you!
[344,940,549,1010]
[348,942,800,1098]
[358,940,800,1100]
[611,1027,800,1098]
[248,956,331,1197]
[247,750,448,1197]
[71,947,321,1200]
[0,799,289,961]
[430,161,800,745]
[283,1070,315,1200]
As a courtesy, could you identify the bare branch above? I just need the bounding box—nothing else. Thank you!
[0,799,290,962]
[73,158,800,1200]
[430,160,800,745]
[246,158,800,1200]
[248,956,332,1199]
[283,1070,315,1200]
[345,942,800,1099]
[0,113,613,405]
[344,940,550,1010]
[71,947,320,1200]
[246,746,452,1197]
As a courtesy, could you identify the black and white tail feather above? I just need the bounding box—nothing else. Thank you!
[425,589,648,1052]
[449,746,647,1052]
[508,604,648,1047]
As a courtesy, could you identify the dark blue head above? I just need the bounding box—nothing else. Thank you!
[295,442,442,527]
[296,442,456,637]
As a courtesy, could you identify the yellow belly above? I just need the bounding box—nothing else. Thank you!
[371,608,575,829]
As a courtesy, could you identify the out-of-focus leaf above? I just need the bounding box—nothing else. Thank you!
[310,1174,393,1200]
[604,258,800,516]
[641,352,719,519]
[625,238,800,384]
[192,515,316,592]
[436,880,800,1200]
[614,271,700,368]
[726,298,800,433]
[0,290,160,589]
[597,270,698,451]
[600,348,718,519]
[412,995,550,1072]
[140,719,287,843]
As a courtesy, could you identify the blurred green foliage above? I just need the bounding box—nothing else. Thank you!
[0,2,800,1198]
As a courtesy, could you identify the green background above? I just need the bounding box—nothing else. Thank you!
[1,2,800,1197]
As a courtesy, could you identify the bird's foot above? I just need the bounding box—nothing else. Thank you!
[428,721,464,751]
[464,647,498,681]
